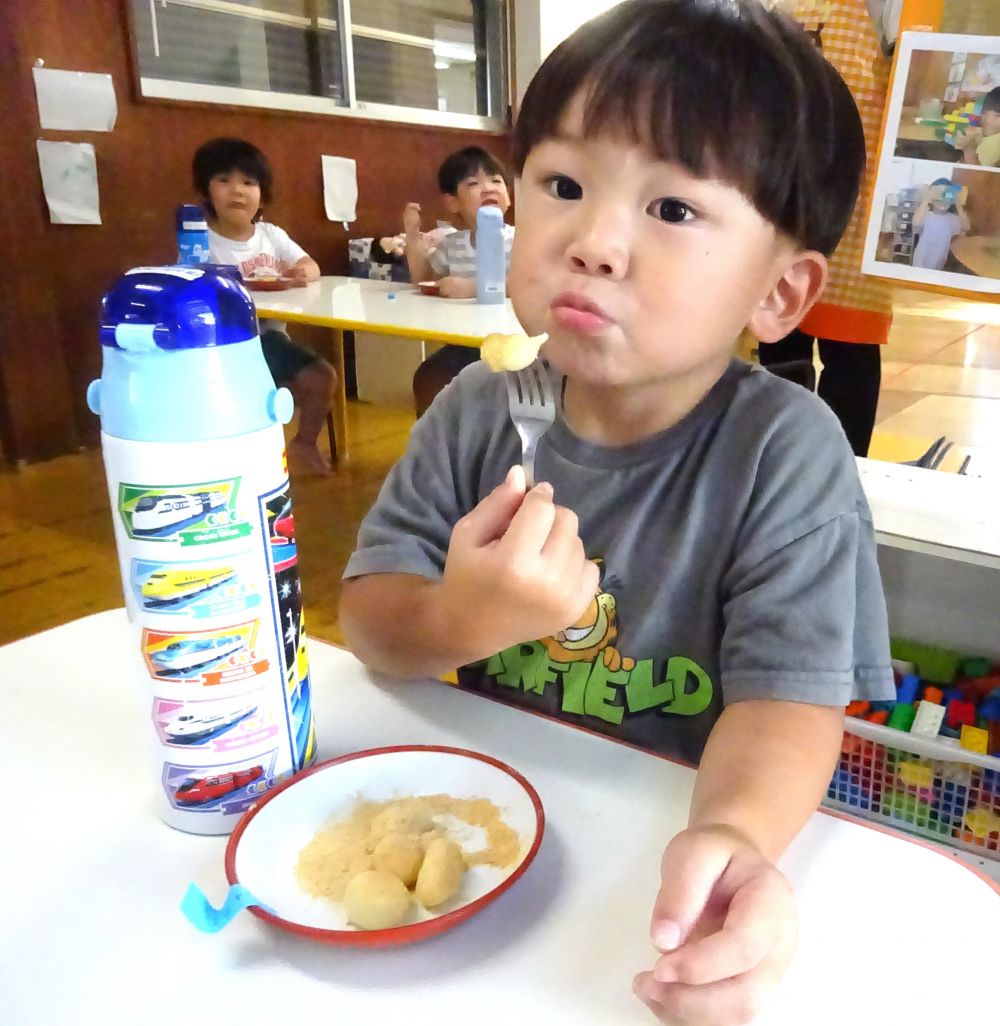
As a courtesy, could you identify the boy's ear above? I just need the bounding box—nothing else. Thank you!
[747,250,828,344]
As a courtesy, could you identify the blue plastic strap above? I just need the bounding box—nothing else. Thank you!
[180,882,272,933]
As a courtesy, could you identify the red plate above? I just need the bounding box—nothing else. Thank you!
[225,745,544,947]
[418,280,441,296]
[245,277,296,292]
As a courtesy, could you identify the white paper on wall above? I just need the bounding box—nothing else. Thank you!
[322,155,358,227]
[36,140,102,225]
[33,66,118,132]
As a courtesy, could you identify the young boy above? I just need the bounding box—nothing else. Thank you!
[957,86,1000,168]
[341,2,893,1023]
[402,146,514,416]
[193,137,336,475]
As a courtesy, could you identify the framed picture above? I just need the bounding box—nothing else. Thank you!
[863,31,1000,293]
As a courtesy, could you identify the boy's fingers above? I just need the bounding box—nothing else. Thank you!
[452,466,528,547]
[653,872,788,985]
[498,481,557,554]
[651,832,733,953]
[539,505,582,562]
[575,558,601,612]
[635,960,780,1026]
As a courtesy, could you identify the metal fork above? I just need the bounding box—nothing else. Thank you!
[504,360,556,489]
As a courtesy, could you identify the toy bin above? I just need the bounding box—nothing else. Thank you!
[826,717,1000,861]
[841,462,1000,867]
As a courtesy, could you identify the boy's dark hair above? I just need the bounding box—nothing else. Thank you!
[512,0,866,256]
[982,87,1000,115]
[192,138,273,218]
[437,146,511,196]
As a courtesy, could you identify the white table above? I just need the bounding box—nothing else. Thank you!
[2,610,998,1025]
[254,276,523,459]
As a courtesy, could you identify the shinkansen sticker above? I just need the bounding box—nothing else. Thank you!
[117,478,251,545]
[142,620,269,684]
[129,553,260,618]
[152,694,279,753]
[162,750,277,816]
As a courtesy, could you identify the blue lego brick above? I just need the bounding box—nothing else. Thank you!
[896,675,921,705]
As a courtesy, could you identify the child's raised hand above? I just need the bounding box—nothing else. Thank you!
[633,825,797,1026]
[403,202,422,236]
[440,465,600,657]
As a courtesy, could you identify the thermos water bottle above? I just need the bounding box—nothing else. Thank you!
[475,205,506,305]
[176,204,210,266]
[87,266,317,834]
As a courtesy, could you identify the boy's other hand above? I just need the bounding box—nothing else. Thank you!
[438,276,476,299]
[441,465,599,655]
[403,202,422,236]
[634,825,797,1026]
[282,263,310,286]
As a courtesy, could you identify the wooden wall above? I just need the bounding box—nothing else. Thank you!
[0,0,509,462]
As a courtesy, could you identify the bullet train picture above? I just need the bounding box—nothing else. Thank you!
[162,702,257,744]
[131,490,226,535]
[140,565,235,606]
[150,633,245,675]
[174,765,264,806]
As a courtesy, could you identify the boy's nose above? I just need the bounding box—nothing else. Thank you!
[565,231,629,280]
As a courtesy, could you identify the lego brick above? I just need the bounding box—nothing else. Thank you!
[845,700,870,718]
[946,699,976,730]
[889,639,962,684]
[896,675,920,705]
[959,725,989,755]
[888,703,916,732]
[911,701,945,737]
[921,686,944,705]
[959,658,992,679]
[899,761,934,789]
[989,721,1000,758]
[866,710,889,726]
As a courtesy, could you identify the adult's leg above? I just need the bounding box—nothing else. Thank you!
[413,344,480,418]
[756,327,815,368]
[816,339,881,457]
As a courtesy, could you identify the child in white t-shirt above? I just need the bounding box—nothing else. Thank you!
[193,137,336,475]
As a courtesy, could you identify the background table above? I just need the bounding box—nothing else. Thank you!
[254,277,523,458]
[951,235,1000,281]
[2,610,998,1026]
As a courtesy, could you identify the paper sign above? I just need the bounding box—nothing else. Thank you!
[33,66,117,132]
[36,141,102,225]
[322,155,358,226]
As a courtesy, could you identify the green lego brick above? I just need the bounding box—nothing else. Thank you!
[888,703,916,732]
[960,657,991,679]
[890,638,962,684]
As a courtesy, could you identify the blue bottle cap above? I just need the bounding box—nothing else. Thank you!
[100,266,256,351]
[176,203,208,231]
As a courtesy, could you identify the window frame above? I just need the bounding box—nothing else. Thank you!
[124,0,512,132]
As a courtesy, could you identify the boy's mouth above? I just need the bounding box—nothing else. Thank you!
[550,292,613,334]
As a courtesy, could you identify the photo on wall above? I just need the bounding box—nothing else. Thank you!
[864,32,1000,293]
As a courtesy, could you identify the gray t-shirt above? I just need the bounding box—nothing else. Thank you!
[344,359,894,764]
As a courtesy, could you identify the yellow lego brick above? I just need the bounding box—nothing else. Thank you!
[959,724,989,755]
[898,761,934,789]
[964,807,1000,840]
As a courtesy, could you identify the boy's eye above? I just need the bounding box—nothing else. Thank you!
[545,175,582,201]
[648,198,695,223]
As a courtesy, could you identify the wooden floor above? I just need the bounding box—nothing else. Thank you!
[0,403,415,648]
[3,285,1000,648]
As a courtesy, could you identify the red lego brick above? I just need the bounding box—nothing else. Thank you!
[946,699,976,730]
